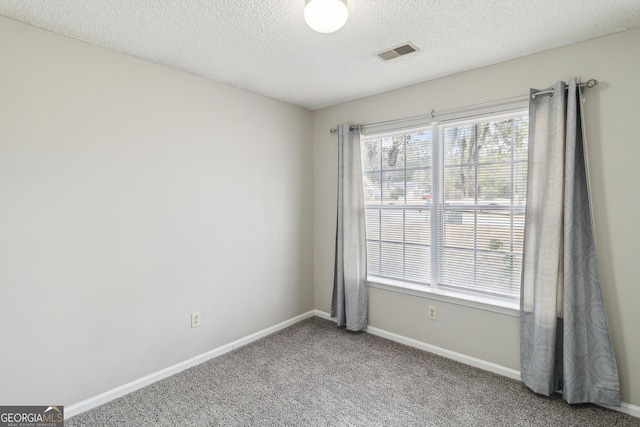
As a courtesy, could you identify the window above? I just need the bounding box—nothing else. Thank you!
[361,110,529,303]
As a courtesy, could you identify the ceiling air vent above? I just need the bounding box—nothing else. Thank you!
[377,43,419,61]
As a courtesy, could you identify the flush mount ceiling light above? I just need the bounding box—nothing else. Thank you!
[304,0,348,33]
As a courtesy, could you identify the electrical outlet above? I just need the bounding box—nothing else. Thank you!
[428,305,437,321]
[191,312,201,328]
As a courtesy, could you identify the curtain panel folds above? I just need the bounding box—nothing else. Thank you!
[520,78,620,406]
[332,124,368,331]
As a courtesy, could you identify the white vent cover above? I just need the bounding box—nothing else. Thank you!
[377,42,419,61]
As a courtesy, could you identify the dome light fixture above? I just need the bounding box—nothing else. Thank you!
[304,0,348,34]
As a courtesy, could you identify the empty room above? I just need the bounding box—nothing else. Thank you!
[1,1,639,425]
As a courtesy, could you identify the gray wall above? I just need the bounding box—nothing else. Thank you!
[313,28,640,406]
[0,16,314,405]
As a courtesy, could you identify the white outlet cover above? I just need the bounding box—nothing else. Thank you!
[191,312,201,328]
[428,306,437,320]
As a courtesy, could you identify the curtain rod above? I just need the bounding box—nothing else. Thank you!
[329,79,598,134]
[530,78,598,99]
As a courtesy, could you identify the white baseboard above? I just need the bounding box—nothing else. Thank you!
[313,310,640,419]
[313,309,519,380]
[312,309,333,321]
[601,402,640,418]
[366,325,521,380]
[65,310,316,419]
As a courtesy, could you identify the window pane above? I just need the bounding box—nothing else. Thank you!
[365,209,380,241]
[441,248,474,287]
[405,131,432,169]
[405,168,432,206]
[367,241,380,276]
[476,252,521,297]
[512,211,525,252]
[381,136,405,171]
[444,164,476,202]
[382,170,405,205]
[406,130,432,206]
[380,210,403,243]
[380,242,404,279]
[475,211,525,254]
[405,245,430,283]
[513,161,527,206]
[477,120,513,164]
[361,139,381,172]
[444,211,474,250]
[477,164,511,202]
[444,125,475,166]
[405,210,430,245]
[442,249,520,298]
[513,118,529,162]
[363,171,381,204]
[441,209,524,297]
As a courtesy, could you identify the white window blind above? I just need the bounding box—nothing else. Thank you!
[361,110,528,302]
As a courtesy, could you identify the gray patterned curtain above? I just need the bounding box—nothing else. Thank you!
[520,78,620,405]
[331,124,367,331]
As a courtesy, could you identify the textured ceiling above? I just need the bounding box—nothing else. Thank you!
[2,0,640,110]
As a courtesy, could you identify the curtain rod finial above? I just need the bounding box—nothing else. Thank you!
[584,79,598,88]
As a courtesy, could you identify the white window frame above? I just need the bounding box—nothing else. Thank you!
[362,107,529,316]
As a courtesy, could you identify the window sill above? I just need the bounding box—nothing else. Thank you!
[367,276,520,317]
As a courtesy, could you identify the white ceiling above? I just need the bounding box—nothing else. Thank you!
[2,0,640,110]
